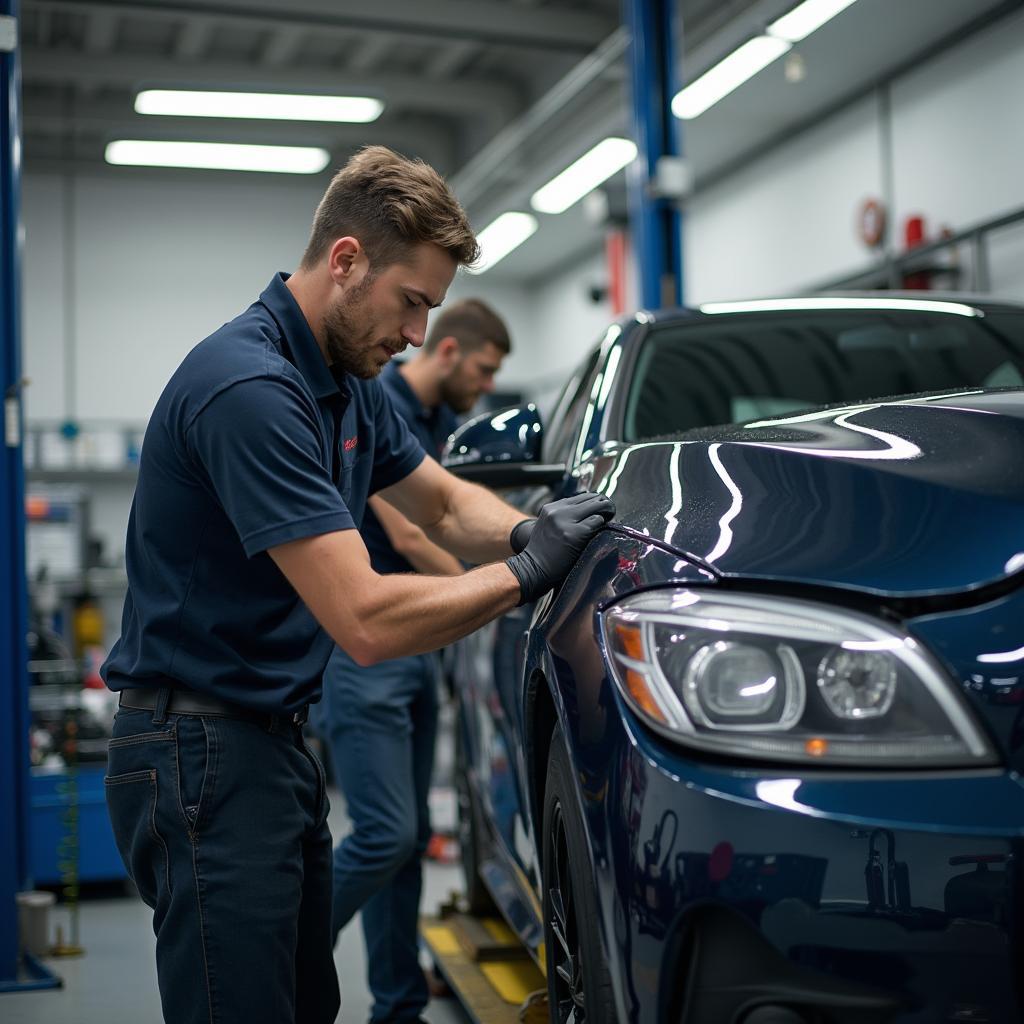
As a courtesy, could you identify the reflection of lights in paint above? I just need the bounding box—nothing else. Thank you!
[605,440,695,498]
[1006,553,1024,575]
[978,646,1024,665]
[602,323,623,346]
[596,346,622,411]
[744,390,984,431]
[829,409,922,460]
[663,442,685,543]
[604,449,633,497]
[755,779,816,814]
[701,297,982,317]
[670,591,700,609]
[490,409,519,431]
[704,443,743,561]
[742,405,921,462]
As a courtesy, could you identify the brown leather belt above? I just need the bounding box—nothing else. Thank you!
[118,685,309,727]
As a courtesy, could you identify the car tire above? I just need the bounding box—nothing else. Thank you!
[455,715,498,915]
[542,726,616,1024]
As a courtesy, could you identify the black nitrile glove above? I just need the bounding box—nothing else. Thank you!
[509,517,536,554]
[505,492,616,605]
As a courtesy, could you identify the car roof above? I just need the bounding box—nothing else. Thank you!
[633,291,1024,324]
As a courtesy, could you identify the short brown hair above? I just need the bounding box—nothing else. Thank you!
[301,146,480,271]
[426,298,511,355]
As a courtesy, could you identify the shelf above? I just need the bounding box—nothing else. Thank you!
[28,567,128,592]
[27,468,138,483]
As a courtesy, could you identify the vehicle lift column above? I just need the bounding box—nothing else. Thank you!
[0,0,56,994]
[624,0,684,309]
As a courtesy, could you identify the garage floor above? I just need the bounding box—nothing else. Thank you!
[3,782,471,1024]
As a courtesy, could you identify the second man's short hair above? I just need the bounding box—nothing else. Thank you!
[425,298,511,355]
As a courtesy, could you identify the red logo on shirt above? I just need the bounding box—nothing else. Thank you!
[343,436,359,452]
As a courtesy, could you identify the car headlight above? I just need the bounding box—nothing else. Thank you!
[601,589,995,766]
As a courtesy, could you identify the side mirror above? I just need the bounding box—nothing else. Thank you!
[442,404,566,488]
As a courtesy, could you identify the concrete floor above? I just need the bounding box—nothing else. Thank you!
[3,712,472,1024]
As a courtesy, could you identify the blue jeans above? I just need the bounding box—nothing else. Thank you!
[105,703,339,1024]
[319,647,439,1023]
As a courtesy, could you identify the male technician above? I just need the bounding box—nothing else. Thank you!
[100,146,614,1024]
[322,298,510,1024]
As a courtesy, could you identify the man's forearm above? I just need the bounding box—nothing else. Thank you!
[369,494,464,575]
[424,477,529,564]
[271,529,520,666]
[349,562,520,663]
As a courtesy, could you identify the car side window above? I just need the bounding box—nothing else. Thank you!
[543,348,602,466]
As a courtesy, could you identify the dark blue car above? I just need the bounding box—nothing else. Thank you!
[443,296,1024,1024]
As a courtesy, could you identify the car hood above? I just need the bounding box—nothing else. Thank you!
[592,388,1024,597]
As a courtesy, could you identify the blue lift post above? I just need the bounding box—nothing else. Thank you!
[0,0,57,994]
[623,0,684,310]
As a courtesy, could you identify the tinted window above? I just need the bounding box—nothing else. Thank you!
[544,347,602,464]
[624,309,1024,441]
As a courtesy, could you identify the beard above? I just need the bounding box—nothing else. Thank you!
[321,276,402,380]
[439,366,481,414]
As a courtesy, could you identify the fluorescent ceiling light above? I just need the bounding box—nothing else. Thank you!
[530,138,638,215]
[671,35,790,120]
[105,140,330,174]
[699,298,982,318]
[467,212,538,274]
[135,90,384,123]
[767,0,858,43]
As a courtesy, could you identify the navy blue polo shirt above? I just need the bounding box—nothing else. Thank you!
[362,361,457,574]
[101,273,426,713]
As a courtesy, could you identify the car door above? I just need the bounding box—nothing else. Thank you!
[460,345,607,908]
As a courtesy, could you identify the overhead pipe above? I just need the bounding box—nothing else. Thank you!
[451,28,628,211]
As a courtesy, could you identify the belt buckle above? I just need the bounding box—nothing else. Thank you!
[292,705,309,726]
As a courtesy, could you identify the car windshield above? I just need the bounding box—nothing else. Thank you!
[623,307,1024,441]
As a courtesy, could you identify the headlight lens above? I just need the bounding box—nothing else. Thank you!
[601,590,995,766]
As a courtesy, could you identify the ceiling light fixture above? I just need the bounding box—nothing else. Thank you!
[135,90,384,123]
[672,36,791,119]
[105,140,330,174]
[467,212,538,274]
[767,0,859,43]
[530,138,638,215]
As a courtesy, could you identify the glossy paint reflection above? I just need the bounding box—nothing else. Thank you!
[595,389,1024,594]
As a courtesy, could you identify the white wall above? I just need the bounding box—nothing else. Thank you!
[520,250,617,410]
[23,170,322,423]
[890,6,1024,296]
[686,96,883,303]
[684,6,1024,305]
[890,8,1024,241]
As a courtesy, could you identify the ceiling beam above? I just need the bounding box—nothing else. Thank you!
[345,35,391,75]
[174,20,214,62]
[261,26,306,68]
[22,47,523,124]
[425,40,478,81]
[28,0,613,53]
[83,11,119,54]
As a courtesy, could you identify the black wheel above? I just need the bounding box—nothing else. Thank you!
[455,715,497,915]
[542,727,616,1024]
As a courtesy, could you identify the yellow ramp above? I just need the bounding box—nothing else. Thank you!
[421,914,546,1024]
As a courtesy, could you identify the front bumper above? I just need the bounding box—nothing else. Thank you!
[589,717,1024,1024]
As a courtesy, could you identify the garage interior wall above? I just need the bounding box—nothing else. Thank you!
[20,2,1024,558]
